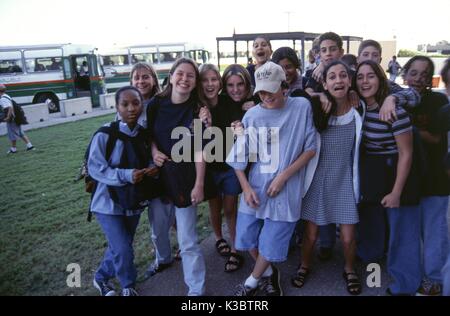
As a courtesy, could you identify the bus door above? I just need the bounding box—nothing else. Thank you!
[71,55,90,94]
[62,56,77,100]
[87,54,103,106]
[70,54,102,106]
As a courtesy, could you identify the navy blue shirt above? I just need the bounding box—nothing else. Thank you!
[148,95,208,161]
[148,96,196,157]
[409,91,449,196]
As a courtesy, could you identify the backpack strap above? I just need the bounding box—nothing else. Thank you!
[86,121,121,222]
[147,97,161,138]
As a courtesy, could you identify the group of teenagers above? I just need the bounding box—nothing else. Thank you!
[87,31,450,296]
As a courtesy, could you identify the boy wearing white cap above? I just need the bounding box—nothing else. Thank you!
[227,62,316,296]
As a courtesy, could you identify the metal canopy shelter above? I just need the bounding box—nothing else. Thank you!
[216,32,363,70]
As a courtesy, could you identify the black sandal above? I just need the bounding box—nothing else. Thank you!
[224,253,243,273]
[343,271,362,295]
[215,238,231,257]
[291,266,310,288]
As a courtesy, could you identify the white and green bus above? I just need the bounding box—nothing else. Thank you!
[100,42,210,92]
[0,44,106,112]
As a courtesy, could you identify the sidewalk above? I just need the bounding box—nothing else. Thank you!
[0,107,116,137]
[138,227,391,296]
[139,206,450,296]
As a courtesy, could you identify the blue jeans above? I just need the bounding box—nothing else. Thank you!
[357,204,388,263]
[386,205,421,295]
[94,213,140,289]
[442,252,450,296]
[175,205,206,296]
[420,196,449,284]
[148,198,175,265]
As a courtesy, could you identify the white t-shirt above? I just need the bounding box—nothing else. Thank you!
[0,94,13,108]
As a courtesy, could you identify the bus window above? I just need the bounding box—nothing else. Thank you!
[202,51,209,63]
[25,57,62,73]
[63,59,72,79]
[0,52,23,74]
[187,50,208,64]
[160,52,182,63]
[102,54,128,66]
[131,53,154,64]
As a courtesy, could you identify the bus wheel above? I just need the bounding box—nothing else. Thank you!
[36,94,60,113]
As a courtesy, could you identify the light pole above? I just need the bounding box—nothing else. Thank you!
[284,11,292,32]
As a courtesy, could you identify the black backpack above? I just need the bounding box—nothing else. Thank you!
[1,95,28,125]
[80,121,162,221]
[0,103,6,123]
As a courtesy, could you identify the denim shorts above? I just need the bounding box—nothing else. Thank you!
[7,122,24,141]
[211,168,242,196]
[235,211,296,262]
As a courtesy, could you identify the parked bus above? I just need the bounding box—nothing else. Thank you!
[0,44,106,112]
[100,42,209,92]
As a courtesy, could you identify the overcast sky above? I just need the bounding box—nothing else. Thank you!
[1,0,449,52]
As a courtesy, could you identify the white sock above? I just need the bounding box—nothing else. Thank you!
[262,265,273,277]
[26,143,33,148]
[10,147,17,152]
[244,274,260,289]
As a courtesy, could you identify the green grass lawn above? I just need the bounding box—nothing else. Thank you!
[0,115,212,296]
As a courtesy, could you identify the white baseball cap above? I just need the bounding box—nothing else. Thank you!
[253,61,286,95]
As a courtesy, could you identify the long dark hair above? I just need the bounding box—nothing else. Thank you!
[314,60,352,132]
[157,57,200,101]
[355,60,389,105]
[221,64,253,101]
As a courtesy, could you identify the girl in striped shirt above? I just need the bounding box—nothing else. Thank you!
[356,60,421,296]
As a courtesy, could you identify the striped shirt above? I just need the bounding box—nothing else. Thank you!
[362,105,412,155]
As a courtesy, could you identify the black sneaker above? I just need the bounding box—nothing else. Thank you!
[26,146,35,151]
[143,262,172,280]
[93,279,116,296]
[121,287,139,296]
[234,283,257,296]
[258,266,282,296]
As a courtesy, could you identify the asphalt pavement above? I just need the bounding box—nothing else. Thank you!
[138,225,393,296]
